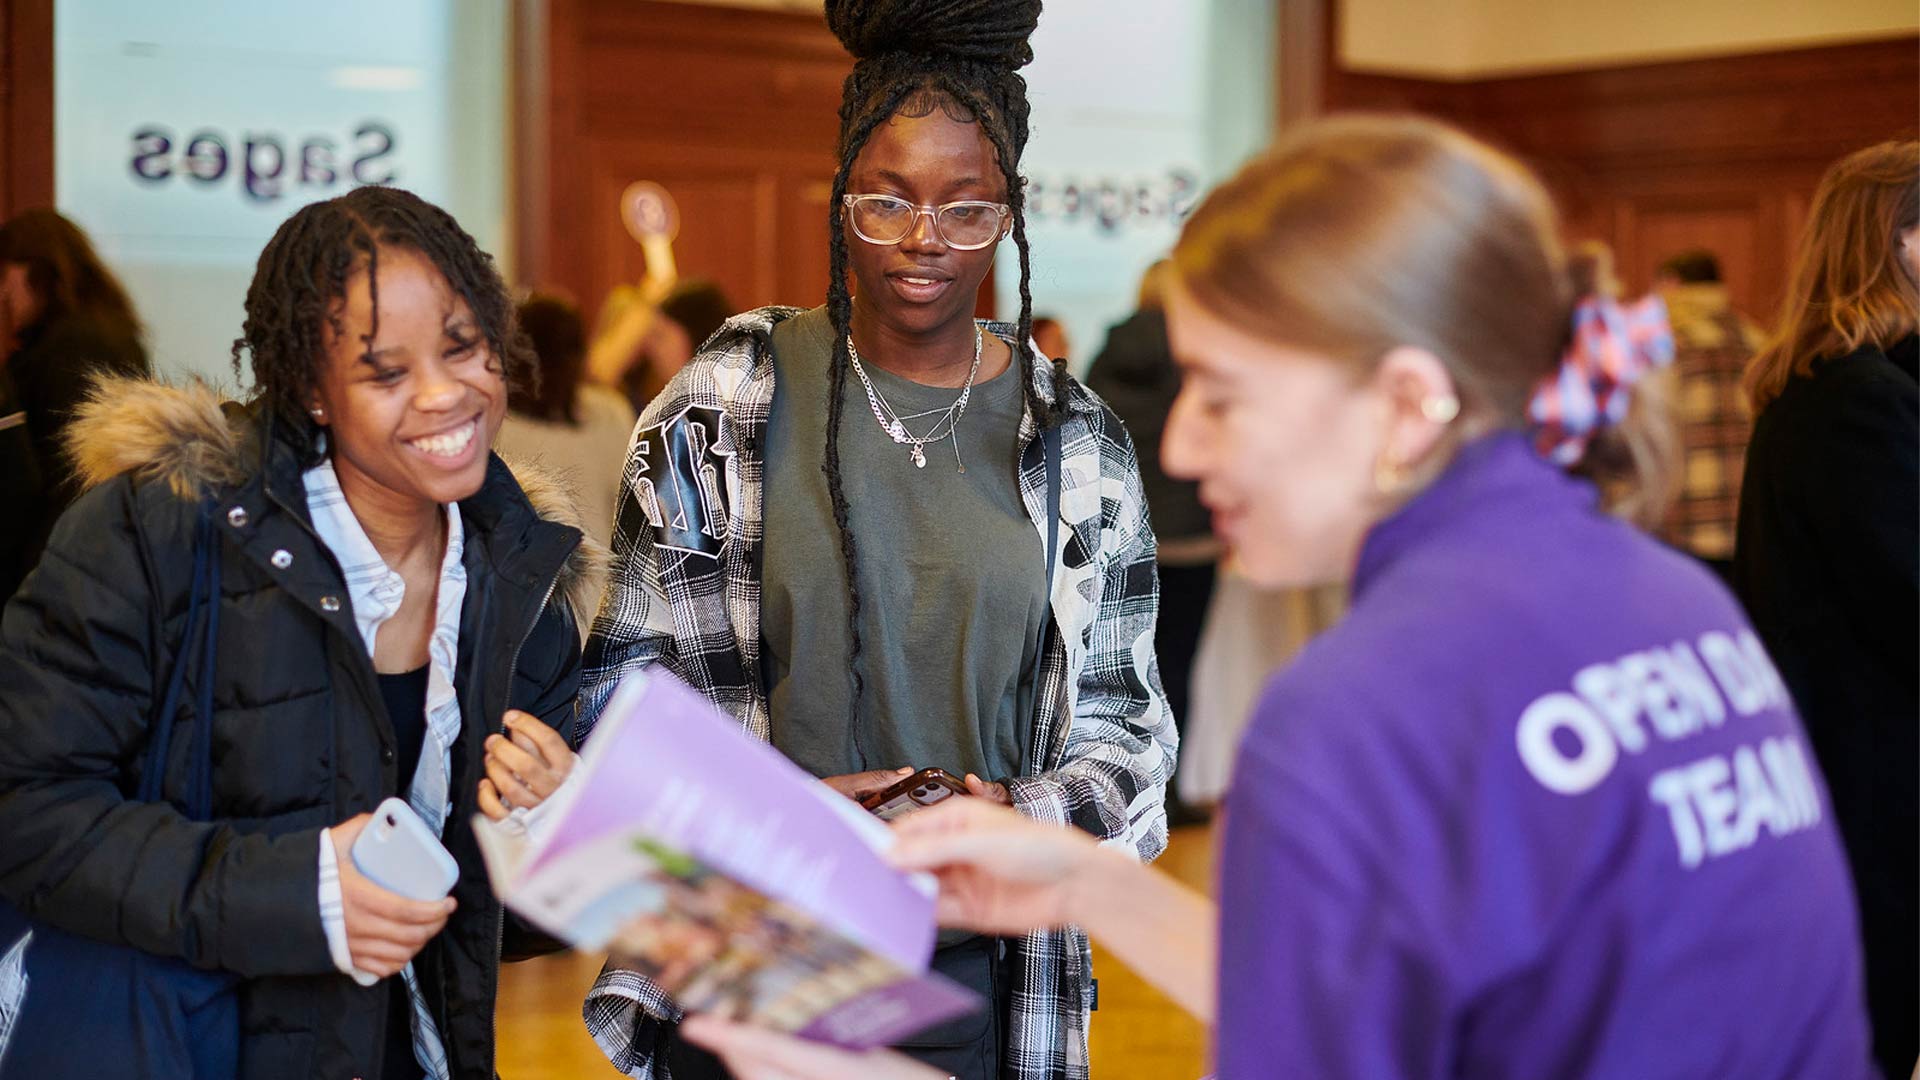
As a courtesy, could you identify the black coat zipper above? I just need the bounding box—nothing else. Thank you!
[485,565,563,1080]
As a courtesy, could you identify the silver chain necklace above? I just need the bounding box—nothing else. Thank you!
[845,325,982,471]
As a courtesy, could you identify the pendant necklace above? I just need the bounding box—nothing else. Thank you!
[846,325,983,471]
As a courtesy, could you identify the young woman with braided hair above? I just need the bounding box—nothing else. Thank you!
[0,185,592,1079]
[579,2,1175,1077]
[680,117,1874,1080]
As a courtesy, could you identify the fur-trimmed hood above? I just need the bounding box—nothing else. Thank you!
[64,375,608,624]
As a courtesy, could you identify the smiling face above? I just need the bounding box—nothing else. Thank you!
[1161,282,1396,588]
[312,246,507,511]
[843,101,1007,341]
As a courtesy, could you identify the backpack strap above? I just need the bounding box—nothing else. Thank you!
[138,502,222,821]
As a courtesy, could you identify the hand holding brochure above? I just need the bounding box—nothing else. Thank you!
[473,670,979,1047]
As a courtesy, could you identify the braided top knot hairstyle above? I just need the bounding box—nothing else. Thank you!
[821,0,1064,753]
[232,185,533,466]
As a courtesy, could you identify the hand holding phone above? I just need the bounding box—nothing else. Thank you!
[331,800,459,983]
[860,767,972,822]
[352,798,460,901]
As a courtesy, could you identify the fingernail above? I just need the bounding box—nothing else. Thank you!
[898,766,914,774]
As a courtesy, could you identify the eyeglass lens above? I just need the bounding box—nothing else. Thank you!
[850,197,1003,248]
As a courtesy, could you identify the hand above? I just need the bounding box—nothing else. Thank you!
[962,772,1011,806]
[328,814,457,978]
[887,796,1104,936]
[477,710,575,821]
[819,766,914,803]
[680,1016,945,1080]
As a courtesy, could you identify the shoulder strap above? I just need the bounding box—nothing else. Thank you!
[188,512,223,820]
[1021,418,1067,764]
[138,502,223,820]
[1043,424,1061,606]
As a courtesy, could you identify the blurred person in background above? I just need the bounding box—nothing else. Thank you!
[590,276,736,415]
[682,115,1872,1080]
[578,0,1173,1076]
[654,280,734,382]
[1653,249,1766,580]
[0,368,44,601]
[1030,313,1069,362]
[1565,238,1622,300]
[0,209,149,600]
[0,186,590,1080]
[1734,139,1918,1080]
[495,292,635,619]
[1085,259,1219,825]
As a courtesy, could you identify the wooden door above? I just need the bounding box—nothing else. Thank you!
[521,0,850,319]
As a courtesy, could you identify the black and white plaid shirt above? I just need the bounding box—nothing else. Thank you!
[577,307,1177,1080]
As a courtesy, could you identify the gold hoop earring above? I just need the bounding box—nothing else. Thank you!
[1374,454,1410,496]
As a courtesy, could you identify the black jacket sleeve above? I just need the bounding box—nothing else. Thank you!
[500,597,583,962]
[0,479,334,977]
[517,600,583,744]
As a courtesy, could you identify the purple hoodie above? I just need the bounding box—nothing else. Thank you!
[1217,433,1872,1079]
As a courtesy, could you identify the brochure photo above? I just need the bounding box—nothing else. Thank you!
[474,669,981,1048]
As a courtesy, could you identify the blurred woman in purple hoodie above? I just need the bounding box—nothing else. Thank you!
[683,116,1874,1080]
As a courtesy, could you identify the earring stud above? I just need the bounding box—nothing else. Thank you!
[1421,395,1460,424]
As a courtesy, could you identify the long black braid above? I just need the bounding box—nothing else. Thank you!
[231,184,534,466]
[821,0,1064,757]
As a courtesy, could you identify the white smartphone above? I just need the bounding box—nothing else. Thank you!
[351,797,460,902]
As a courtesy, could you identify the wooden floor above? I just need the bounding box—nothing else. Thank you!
[496,823,1217,1080]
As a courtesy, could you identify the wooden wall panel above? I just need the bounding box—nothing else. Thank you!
[0,0,54,220]
[519,0,851,322]
[1617,198,1766,311]
[777,173,838,313]
[0,0,52,348]
[1322,27,1920,323]
[584,143,777,310]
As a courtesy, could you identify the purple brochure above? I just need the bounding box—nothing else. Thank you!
[475,669,980,1048]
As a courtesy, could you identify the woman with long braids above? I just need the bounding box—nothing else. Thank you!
[0,185,591,1079]
[678,117,1873,1080]
[579,2,1174,1077]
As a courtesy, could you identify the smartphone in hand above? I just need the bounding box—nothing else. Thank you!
[860,767,971,822]
[351,797,459,901]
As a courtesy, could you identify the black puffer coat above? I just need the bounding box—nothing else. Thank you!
[0,378,601,1079]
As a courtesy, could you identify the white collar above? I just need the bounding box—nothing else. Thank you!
[301,457,469,838]
[302,458,466,659]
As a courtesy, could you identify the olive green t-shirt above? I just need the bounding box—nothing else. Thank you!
[761,305,1046,788]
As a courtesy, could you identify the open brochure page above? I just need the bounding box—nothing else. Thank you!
[474,670,980,1048]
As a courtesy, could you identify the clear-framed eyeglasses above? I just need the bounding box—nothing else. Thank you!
[841,193,1012,250]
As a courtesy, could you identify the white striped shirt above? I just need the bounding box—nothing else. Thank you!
[308,457,464,1080]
